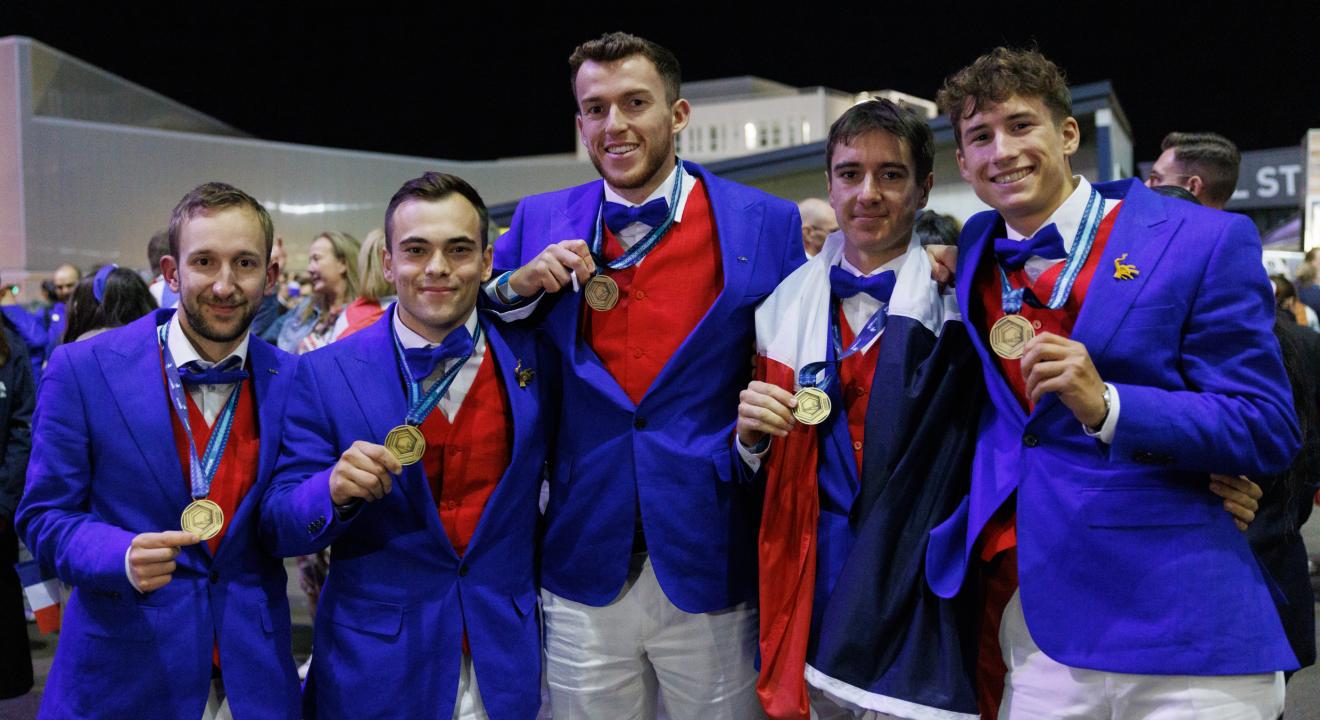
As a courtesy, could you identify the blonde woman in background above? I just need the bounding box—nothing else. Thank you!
[274,231,359,354]
[333,228,395,340]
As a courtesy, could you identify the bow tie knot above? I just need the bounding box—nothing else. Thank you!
[994,223,1067,271]
[403,327,474,381]
[829,266,896,303]
[603,197,669,234]
[179,356,248,386]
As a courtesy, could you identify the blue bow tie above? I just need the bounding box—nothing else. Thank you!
[179,356,248,386]
[402,327,474,381]
[994,223,1067,271]
[603,197,669,234]
[829,266,897,303]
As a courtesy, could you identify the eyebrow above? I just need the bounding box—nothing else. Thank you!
[831,161,909,173]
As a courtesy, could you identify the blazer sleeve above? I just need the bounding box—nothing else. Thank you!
[259,356,354,556]
[16,346,137,593]
[1109,213,1301,475]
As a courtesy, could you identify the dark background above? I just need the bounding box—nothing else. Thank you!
[2,3,1317,163]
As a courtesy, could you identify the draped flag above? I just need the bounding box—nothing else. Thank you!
[755,232,983,720]
[17,559,62,634]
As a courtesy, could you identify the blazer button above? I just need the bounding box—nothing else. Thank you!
[458,565,469,577]
[634,417,647,430]
[209,571,219,584]
[1022,434,1039,448]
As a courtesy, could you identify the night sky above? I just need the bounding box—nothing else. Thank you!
[4,3,1317,163]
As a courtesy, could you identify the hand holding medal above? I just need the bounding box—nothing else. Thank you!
[736,380,799,447]
[505,239,596,297]
[329,440,403,505]
[126,530,201,593]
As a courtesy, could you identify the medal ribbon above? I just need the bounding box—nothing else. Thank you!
[588,159,685,274]
[797,298,888,391]
[157,322,244,501]
[998,188,1105,314]
[390,311,482,427]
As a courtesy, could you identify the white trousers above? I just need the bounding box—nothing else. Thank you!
[453,652,489,720]
[541,553,761,720]
[201,675,231,720]
[999,590,1285,719]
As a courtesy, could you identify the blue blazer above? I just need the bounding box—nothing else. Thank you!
[16,309,300,720]
[494,160,804,613]
[261,310,552,720]
[926,179,1302,674]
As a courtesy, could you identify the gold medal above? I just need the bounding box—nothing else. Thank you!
[584,275,619,312]
[792,387,832,426]
[384,424,426,465]
[180,499,224,541]
[989,314,1035,360]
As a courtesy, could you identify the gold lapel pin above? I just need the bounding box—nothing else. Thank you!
[1113,253,1139,280]
[515,359,536,388]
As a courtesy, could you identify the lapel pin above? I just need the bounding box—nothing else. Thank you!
[1113,253,1139,280]
[515,360,536,388]
[267,368,279,375]
[737,255,748,263]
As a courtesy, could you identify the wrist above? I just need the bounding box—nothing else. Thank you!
[496,271,527,303]
[1085,384,1111,430]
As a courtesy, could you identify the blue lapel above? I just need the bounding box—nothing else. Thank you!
[336,313,451,549]
[1029,179,1176,423]
[956,216,1027,428]
[95,310,190,512]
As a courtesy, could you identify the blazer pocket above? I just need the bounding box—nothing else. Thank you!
[78,591,158,641]
[329,594,404,637]
[512,588,537,619]
[1083,487,1216,528]
[712,446,733,484]
[1122,304,1183,330]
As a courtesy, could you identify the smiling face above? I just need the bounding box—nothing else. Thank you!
[828,129,932,272]
[574,55,690,204]
[163,206,275,360]
[955,94,1079,236]
[383,195,491,344]
[306,236,348,301]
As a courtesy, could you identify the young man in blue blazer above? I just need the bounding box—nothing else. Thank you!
[262,172,553,719]
[18,183,300,719]
[925,47,1301,718]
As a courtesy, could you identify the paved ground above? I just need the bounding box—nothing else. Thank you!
[5,533,1320,719]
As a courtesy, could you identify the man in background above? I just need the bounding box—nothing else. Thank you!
[1145,131,1240,210]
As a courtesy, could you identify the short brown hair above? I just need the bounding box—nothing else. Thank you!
[1160,132,1241,207]
[167,182,274,261]
[938,47,1072,147]
[827,98,934,184]
[569,32,681,107]
[384,172,490,249]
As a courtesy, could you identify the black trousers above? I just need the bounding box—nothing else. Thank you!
[0,526,35,699]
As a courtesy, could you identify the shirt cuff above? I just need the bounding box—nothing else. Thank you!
[482,276,543,320]
[736,435,771,474]
[124,545,144,594]
[1081,382,1120,444]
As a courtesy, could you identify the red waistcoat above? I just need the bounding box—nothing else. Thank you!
[584,179,724,405]
[168,378,260,556]
[837,307,881,475]
[418,350,512,558]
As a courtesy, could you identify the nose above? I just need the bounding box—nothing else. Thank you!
[605,104,627,134]
[991,132,1018,166]
[424,249,450,277]
[212,263,236,297]
[859,173,883,203]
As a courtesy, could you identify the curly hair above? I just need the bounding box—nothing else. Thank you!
[937,47,1071,147]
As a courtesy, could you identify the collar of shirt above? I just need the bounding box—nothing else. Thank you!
[167,313,249,373]
[602,163,695,250]
[836,250,907,353]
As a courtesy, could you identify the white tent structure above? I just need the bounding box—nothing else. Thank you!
[0,36,595,295]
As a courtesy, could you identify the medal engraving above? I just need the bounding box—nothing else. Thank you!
[990,315,1035,360]
[384,424,426,465]
[180,499,225,541]
[584,275,619,312]
[792,387,832,426]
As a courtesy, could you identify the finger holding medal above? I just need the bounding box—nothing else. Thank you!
[737,380,798,446]
[329,440,403,505]
[506,239,596,297]
[128,530,201,592]
[1019,332,1107,427]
